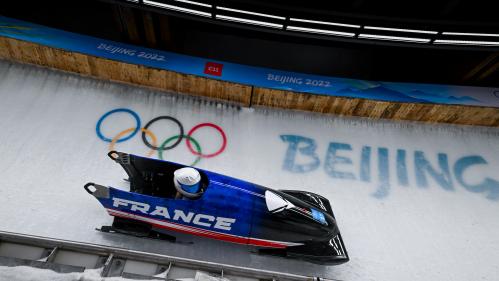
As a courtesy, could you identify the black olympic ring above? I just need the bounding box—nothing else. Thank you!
[141,116,184,150]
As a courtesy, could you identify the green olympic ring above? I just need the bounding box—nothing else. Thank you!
[158,135,202,166]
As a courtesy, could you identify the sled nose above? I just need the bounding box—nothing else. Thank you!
[329,233,348,260]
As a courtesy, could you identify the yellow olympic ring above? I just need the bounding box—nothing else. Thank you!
[109,127,157,157]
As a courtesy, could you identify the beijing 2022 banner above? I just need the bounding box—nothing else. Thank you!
[1,15,499,107]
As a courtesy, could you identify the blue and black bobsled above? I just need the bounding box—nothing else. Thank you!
[84,151,349,265]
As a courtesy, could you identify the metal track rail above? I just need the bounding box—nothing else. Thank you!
[0,230,327,281]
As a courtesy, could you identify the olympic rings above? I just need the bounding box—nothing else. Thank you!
[158,135,202,166]
[142,116,184,150]
[96,108,141,143]
[109,127,157,157]
[186,123,227,158]
[96,108,227,165]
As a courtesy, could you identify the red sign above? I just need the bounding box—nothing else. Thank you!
[204,62,223,76]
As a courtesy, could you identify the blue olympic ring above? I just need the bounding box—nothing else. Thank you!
[96,108,141,143]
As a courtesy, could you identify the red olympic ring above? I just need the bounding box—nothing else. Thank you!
[186,123,227,158]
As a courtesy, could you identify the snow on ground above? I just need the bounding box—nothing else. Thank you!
[0,266,224,281]
[1,60,499,281]
[0,267,122,281]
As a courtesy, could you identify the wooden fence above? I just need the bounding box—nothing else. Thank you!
[2,36,498,127]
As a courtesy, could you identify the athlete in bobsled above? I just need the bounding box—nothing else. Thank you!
[84,151,349,265]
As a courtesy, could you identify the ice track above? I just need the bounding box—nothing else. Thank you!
[1,60,499,280]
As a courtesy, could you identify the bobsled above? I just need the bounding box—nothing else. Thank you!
[84,151,349,265]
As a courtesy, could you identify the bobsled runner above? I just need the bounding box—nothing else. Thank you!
[84,151,349,265]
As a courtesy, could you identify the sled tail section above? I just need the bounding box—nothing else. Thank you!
[85,183,178,242]
[107,151,146,194]
[84,182,110,199]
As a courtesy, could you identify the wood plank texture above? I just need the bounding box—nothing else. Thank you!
[251,88,499,126]
[1,35,498,127]
[0,37,251,105]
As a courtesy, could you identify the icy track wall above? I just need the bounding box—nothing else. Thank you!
[1,60,499,281]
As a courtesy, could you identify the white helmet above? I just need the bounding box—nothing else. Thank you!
[174,167,202,198]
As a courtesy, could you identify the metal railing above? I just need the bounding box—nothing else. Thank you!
[0,230,327,281]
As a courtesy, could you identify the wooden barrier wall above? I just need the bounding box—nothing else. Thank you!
[0,37,251,105]
[251,88,499,126]
[1,36,499,127]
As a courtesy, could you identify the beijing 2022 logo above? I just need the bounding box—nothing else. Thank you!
[95,108,227,166]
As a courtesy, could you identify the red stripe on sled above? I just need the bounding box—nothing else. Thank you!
[107,209,293,248]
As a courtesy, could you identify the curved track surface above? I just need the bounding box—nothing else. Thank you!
[1,60,499,281]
